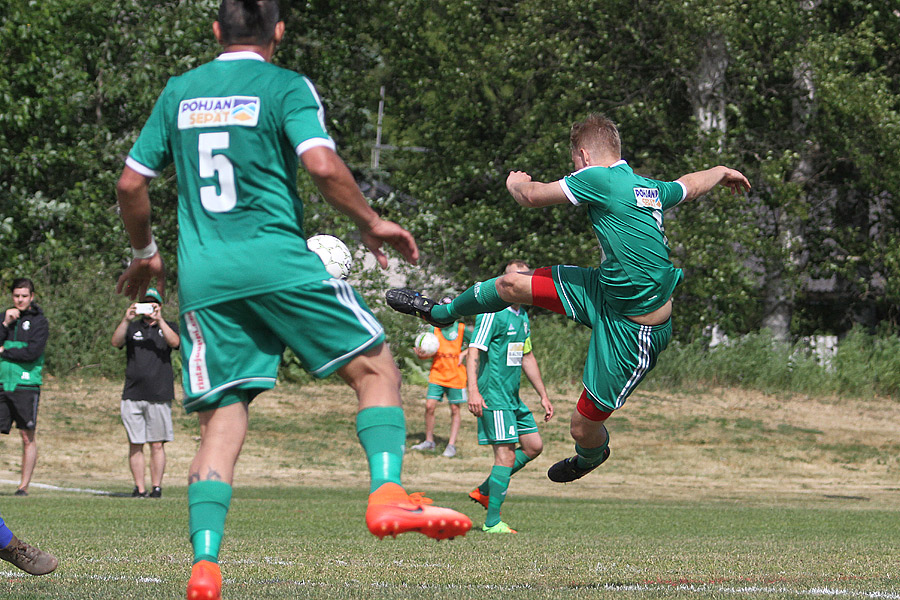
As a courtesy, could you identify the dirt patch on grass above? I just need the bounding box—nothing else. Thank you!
[1,379,897,508]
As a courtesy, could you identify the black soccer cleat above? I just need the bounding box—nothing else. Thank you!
[547,447,610,483]
[385,288,455,327]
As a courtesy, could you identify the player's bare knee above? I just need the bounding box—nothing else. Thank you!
[494,273,517,300]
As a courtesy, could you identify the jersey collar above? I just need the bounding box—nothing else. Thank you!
[217,50,266,62]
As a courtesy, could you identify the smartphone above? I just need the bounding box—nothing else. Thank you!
[135,303,155,315]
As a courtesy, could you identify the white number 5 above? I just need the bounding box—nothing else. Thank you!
[198,132,236,212]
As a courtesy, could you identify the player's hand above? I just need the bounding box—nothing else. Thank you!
[360,218,419,268]
[719,167,751,195]
[116,253,166,301]
[467,391,486,417]
[124,304,137,320]
[540,396,554,422]
[3,308,20,326]
[506,171,532,191]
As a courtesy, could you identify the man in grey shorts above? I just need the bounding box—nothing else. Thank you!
[111,288,179,498]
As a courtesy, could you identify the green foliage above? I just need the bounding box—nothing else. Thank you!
[2,0,900,380]
[646,328,900,398]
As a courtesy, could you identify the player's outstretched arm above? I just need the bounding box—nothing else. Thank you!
[506,171,570,208]
[676,166,751,202]
[115,166,166,300]
[302,146,418,267]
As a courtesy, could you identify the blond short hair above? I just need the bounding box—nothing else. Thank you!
[570,114,621,159]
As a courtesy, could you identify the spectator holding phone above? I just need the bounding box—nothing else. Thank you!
[111,288,179,498]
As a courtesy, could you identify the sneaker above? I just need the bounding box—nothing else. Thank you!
[482,521,517,534]
[0,535,58,575]
[385,288,454,327]
[365,482,472,540]
[410,440,436,451]
[547,447,611,483]
[148,486,162,498]
[468,488,489,510]
[13,489,27,497]
[187,560,221,600]
[131,486,147,498]
[441,444,456,458]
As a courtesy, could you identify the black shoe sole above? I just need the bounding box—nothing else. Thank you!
[385,288,454,327]
[547,448,610,483]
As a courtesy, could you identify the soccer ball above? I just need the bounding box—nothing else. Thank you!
[414,331,440,358]
[307,234,352,279]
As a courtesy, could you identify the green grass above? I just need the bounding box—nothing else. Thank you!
[0,487,898,599]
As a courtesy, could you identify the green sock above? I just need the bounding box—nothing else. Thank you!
[485,465,512,527]
[188,480,233,564]
[480,450,531,493]
[431,277,510,322]
[510,449,532,476]
[575,441,610,470]
[356,406,406,493]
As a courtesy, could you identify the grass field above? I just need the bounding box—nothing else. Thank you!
[0,379,897,599]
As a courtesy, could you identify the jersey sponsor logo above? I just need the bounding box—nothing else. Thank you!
[506,342,524,367]
[177,96,260,129]
[634,187,662,209]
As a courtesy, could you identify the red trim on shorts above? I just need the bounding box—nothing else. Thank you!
[576,389,612,422]
[530,267,566,315]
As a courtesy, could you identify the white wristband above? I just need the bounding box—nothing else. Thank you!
[132,238,158,259]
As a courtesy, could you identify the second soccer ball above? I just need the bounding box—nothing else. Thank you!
[414,331,439,358]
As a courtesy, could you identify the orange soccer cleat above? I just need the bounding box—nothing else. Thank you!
[467,488,489,510]
[366,483,472,540]
[187,560,222,600]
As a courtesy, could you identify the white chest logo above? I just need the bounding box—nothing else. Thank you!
[634,187,662,209]
[21,321,30,331]
[133,331,144,341]
[178,96,260,129]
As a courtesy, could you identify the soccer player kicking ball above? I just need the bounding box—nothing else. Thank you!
[466,261,553,534]
[115,2,470,598]
[388,114,750,486]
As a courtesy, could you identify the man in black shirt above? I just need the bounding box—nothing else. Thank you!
[111,288,179,498]
[0,278,49,496]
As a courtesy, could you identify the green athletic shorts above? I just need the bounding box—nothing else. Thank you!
[425,383,467,404]
[476,401,538,445]
[180,279,385,414]
[549,265,672,413]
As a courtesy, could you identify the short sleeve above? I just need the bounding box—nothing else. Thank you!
[658,180,687,210]
[127,80,176,177]
[560,167,609,207]
[282,75,336,156]
[469,312,496,352]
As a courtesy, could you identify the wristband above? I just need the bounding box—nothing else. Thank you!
[132,238,158,260]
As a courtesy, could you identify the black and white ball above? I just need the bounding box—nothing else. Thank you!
[307,234,353,279]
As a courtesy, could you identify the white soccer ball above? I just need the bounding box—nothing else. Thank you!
[414,331,440,358]
[307,234,353,279]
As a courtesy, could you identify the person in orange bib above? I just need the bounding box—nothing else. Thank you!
[410,298,471,458]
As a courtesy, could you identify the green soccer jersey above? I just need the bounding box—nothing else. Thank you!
[470,307,531,410]
[127,51,336,312]
[560,161,687,316]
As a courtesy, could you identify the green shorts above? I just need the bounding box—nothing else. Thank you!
[550,265,672,413]
[477,401,538,445]
[180,279,384,414]
[425,383,467,404]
